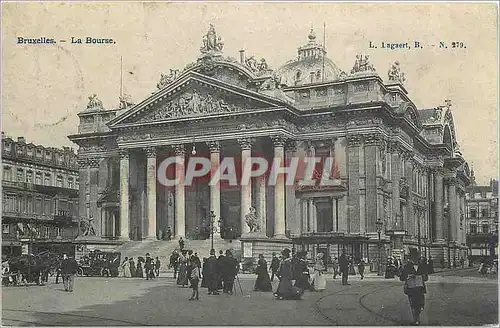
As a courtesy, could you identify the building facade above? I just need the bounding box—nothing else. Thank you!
[1,134,80,257]
[465,175,498,263]
[68,26,470,267]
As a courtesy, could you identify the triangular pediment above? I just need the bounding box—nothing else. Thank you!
[108,72,288,127]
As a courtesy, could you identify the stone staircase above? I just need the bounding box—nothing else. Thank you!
[113,238,241,273]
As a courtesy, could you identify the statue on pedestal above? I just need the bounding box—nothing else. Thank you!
[81,216,96,237]
[245,207,260,233]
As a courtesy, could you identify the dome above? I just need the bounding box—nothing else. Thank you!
[274,28,344,86]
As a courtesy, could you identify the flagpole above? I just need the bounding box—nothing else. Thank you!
[120,56,123,98]
[322,22,326,82]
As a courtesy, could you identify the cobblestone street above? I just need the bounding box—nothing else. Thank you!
[2,268,497,326]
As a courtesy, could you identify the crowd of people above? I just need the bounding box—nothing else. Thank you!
[118,253,161,279]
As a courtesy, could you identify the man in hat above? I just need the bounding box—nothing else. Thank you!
[339,250,350,285]
[60,254,78,292]
[144,253,154,280]
[205,249,219,295]
[222,250,239,294]
[270,252,280,282]
[217,250,225,291]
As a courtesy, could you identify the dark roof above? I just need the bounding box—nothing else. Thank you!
[418,108,437,123]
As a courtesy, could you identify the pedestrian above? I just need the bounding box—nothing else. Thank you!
[60,254,78,292]
[293,251,310,291]
[311,253,326,292]
[339,250,350,285]
[270,252,280,282]
[400,248,429,325]
[274,248,303,300]
[332,257,339,279]
[136,258,144,278]
[254,254,272,292]
[177,251,188,286]
[155,257,161,277]
[145,253,154,280]
[385,257,395,279]
[178,237,185,251]
[348,256,356,275]
[55,265,62,284]
[169,251,179,279]
[201,257,208,288]
[129,257,136,278]
[122,257,132,278]
[206,249,219,295]
[189,258,200,301]
[358,259,366,280]
[217,250,226,291]
[222,250,239,294]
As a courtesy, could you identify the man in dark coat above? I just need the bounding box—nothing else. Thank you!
[270,252,280,282]
[222,250,239,294]
[339,250,350,285]
[144,253,154,280]
[206,249,219,295]
[169,251,179,278]
[217,250,225,291]
[60,254,78,292]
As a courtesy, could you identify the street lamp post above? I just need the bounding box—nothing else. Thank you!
[376,218,383,276]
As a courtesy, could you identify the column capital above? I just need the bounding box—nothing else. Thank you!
[88,158,100,168]
[144,146,157,158]
[346,135,361,147]
[285,139,297,152]
[172,144,185,156]
[206,141,220,153]
[78,158,90,168]
[432,166,445,176]
[119,149,129,159]
[388,141,400,153]
[238,137,253,150]
[445,177,458,186]
[363,133,384,146]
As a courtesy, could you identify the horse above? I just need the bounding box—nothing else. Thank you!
[7,251,61,286]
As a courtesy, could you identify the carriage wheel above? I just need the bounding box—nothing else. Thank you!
[77,267,84,277]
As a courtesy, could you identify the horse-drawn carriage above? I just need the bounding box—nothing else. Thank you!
[2,251,60,286]
[77,250,121,277]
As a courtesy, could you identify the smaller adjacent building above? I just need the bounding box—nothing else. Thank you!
[1,134,80,258]
[465,173,498,263]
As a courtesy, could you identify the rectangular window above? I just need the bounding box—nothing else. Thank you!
[35,198,42,214]
[3,167,12,181]
[17,169,24,182]
[482,209,488,217]
[470,224,477,234]
[2,224,9,234]
[45,226,50,237]
[470,209,477,218]
[44,174,51,186]
[27,196,33,213]
[25,171,33,183]
[35,172,42,184]
[482,224,489,233]
[56,227,61,237]
[68,178,73,189]
[56,175,63,187]
[44,199,51,215]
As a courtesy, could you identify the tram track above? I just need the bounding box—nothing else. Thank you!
[1,308,151,326]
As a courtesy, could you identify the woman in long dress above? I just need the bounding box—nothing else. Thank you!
[400,249,429,325]
[123,258,132,278]
[253,254,272,292]
[293,251,311,291]
[177,252,188,287]
[136,258,144,278]
[119,257,128,277]
[311,253,326,292]
[274,248,303,300]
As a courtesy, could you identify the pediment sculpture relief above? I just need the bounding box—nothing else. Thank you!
[138,90,249,122]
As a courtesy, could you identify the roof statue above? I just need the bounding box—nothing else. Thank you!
[388,61,406,84]
[157,69,180,90]
[350,54,376,74]
[445,99,452,110]
[119,93,134,109]
[200,24,224,54]
[86,94,104,110]
[245,56,270,74]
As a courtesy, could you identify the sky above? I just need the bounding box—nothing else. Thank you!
[2,2,498,184]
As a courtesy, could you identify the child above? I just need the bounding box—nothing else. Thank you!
[189,261,200,301]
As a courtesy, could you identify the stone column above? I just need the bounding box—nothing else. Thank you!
[256,173,267,236]
[434,167,444,241]
[145,147,157,240]
[272,136,287,238]
[119,149,130,240]
[347,135,362,233]
[448,177,458,242]
[308,199,314,232]
[331,196,338,232]
[88,158,101,236]
[173,145,186,238]
[207,141,221,239]
[389,142,401,228]
[238,138,253,235]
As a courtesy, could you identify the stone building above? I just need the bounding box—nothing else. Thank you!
[465,174,498,263]
[68,26,470,267]
[2,134,79,257]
